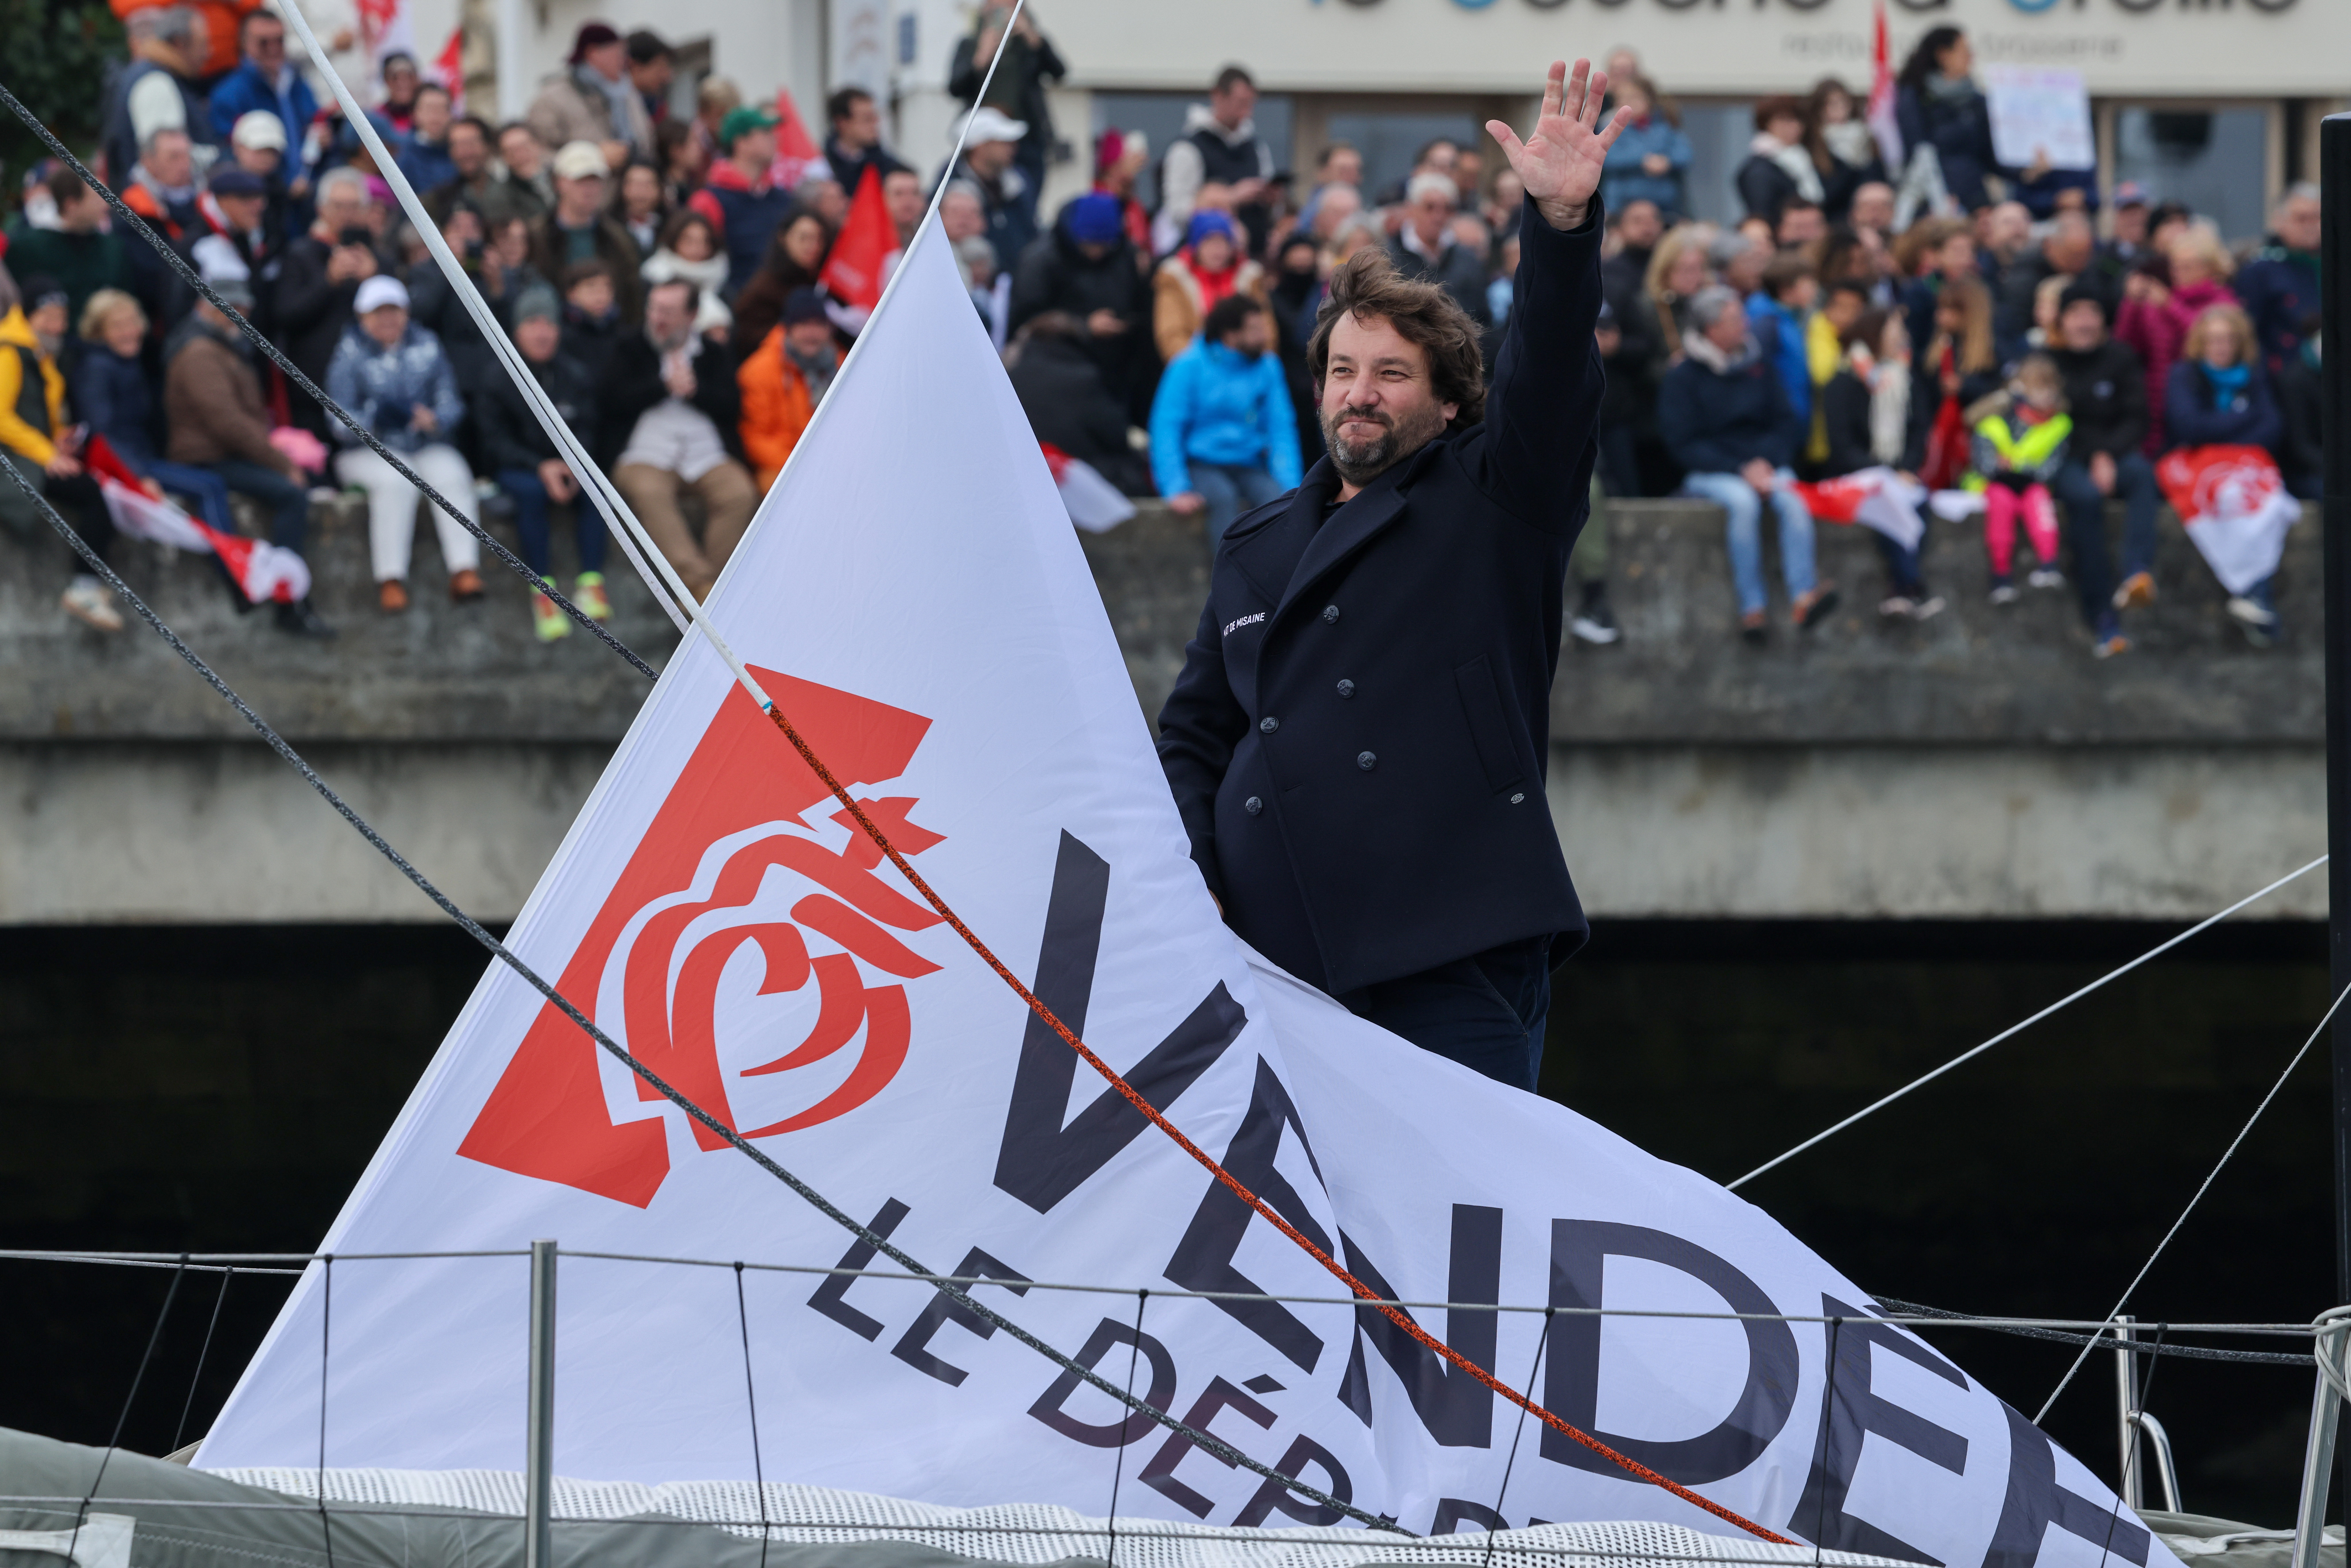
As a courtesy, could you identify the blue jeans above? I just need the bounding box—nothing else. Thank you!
[1192,462,1288,552]
[1680,469,1816,616]
[146,459,233,534]
[205,458,309,552]
[2052,452,2160,624]
[499,466,609,577]
[1336,937,1553,1093]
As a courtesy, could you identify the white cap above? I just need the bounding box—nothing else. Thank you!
[231,109,288,152]
[354,274,410,315]
[551,139,608,181]
[957,106,1027,148]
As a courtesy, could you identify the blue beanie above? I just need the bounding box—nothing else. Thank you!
[1185,210,1237,250]
[1063,192,1123,246]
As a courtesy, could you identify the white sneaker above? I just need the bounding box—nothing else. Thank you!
[1877,594,1916,619]
[2028,567,2066,590]
[60,576,123,633]
[2227,595,2279,628]
[1911,594,1947,621]
[1989,583,2020,605]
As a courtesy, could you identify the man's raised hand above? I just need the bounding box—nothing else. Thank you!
[1485,59,1627,232]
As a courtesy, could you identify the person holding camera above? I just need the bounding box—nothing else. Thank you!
[276,167,386,440]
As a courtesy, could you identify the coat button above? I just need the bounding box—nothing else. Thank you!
[1245,796,1263,816]
[1357,751,1376,770]
[1322,605,1340,624]
[1260,716,1279,733]
[1336,680,1355,698]
[1511,792,1525,804]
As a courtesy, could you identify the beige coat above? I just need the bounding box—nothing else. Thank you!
[1151,254,1267,365]
[526,69,654,162]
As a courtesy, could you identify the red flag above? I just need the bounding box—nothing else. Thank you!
[1867,0,1903,171]
[821,165,897,313]
[432,23,465,112]
[770,85,830,191]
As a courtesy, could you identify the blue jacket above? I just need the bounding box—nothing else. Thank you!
[209,60,318,173]
[1148,338,1302,499]
[1746,293,1811,427]
[396,135,459,200]
[1657,338,1804,474]
[2164,360,2281,455]
[1600,117,1692,217]
[69,344,163,473]
[1154,198,1605,994]
[325,321,466,453]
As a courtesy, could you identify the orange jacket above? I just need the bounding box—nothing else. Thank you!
[112,0,265,83]
[736,325,816,490]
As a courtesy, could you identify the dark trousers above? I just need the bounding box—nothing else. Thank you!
[2051,453,2160,626]
[208,458,310,552]
[36,467,113,573]
[1336,937,1553,1093]
[499,467,609,577]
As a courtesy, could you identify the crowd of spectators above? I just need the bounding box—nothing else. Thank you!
[0,8,2323,662]
[3,4,929,642]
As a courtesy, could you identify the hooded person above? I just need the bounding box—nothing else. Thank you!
[479,282,613,641]
[736,285,839,490]
[1152,208,1266,365]
[1008,191,1151,410]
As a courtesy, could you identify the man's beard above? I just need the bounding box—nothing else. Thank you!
[1318,399,1447,487]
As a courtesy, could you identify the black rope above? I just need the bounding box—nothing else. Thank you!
[1104,1288,1147,1568]
[0,78,662,678]
[1480,1305,1552,1568]
[318,1255,335,1568]
[173,1264,234,1454]
[1872,1296,2306,1366]
[734,1263,771,1568]
[71,1253,185,1560]
[1809,1316,1842,1565]
[2,465,1399,1538]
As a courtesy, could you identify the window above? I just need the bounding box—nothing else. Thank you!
[1091,92,1294,211]
[2110,106,2272,242]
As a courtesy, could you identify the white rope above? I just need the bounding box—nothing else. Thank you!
[2030,975,2351,1425]
[1727,854,2328,1190]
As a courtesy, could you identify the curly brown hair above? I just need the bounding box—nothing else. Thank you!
[1306,247,1487,430]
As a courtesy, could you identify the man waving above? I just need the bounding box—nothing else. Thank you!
[1157,61,1624,1093]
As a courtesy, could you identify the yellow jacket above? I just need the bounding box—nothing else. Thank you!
[1804,310,1842,464]
[0,304,67,466]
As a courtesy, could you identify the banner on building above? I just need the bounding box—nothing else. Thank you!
[195,219,2172,1568]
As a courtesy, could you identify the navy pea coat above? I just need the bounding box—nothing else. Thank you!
[1154,197,1604,997]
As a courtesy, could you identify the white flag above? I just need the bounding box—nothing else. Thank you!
[196,222,2174,1568]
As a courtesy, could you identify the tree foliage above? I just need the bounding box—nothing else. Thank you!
[0,0,127,209]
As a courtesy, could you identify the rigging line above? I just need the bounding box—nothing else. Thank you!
[759,699,1795,1545]
[72,1253,185,1564]
[1105,1288,1147,1568]
[2033,976,2351,1425]
[11,472,1391,1539]
[733,1264,772,1568]
[1480,1306,1551,1568]
[16,1248,2322,1339]
[0,80,670,665]
[1870,1298,2307,1366]
[174,1266,236,1454]
[318,1255,334,1568]
[1806,1316,1841,1566]
[1728,853,2328,1191]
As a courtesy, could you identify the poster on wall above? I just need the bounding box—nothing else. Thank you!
[1984,65,2095,172]
[830,0,893,109]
